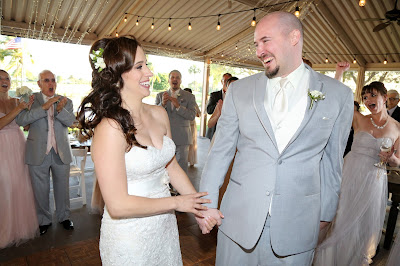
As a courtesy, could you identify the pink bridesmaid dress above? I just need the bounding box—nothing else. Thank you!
[0,112,38,248]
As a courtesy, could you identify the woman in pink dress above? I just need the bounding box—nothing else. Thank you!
[0,70,38,248]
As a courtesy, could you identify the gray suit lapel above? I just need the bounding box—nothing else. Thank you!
[253,74,278,150]
[283,68,323,151]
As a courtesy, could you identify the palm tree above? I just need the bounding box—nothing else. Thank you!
[188,65,201,91]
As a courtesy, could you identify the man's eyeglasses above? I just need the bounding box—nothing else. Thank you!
[388,98,399,101]
[41,78,56,83]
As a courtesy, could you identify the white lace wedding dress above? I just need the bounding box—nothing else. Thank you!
[99,136,183,266]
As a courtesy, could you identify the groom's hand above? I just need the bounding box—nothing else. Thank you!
[195,208,224,234]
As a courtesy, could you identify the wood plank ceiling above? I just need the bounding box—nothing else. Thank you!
[1,0,399,70]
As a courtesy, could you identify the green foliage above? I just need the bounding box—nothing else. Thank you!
[209,63,259,92]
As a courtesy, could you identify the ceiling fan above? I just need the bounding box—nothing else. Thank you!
[357,0,400,32]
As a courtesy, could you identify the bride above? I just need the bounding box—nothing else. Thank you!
[314,81,400,265]
[78,36,216,265]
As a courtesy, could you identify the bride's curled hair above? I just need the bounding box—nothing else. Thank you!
[77,36,145,150]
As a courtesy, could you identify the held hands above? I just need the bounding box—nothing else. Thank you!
[195,208,224,234]
[174,191,211,217]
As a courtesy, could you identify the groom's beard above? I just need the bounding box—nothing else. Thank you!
[265,66,279,79]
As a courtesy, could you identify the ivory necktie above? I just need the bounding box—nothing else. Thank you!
[272,78,288,125]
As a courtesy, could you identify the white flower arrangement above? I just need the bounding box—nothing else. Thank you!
[16,86,33,102]
[89,48,106,72]
[308,90,325,110]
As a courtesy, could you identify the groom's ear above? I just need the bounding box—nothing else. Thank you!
[290,29,301,46]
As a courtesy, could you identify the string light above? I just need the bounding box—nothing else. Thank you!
[188,19,192,30]
[151,18,154,29]
[115,32,118,37]
[221,52,224,57]
[359,0,366,7]
[353,58,357,64]
[136,17,139,26]
[251,9,256,27]
[216,14,221,30]
[124,16,127,22]
[235,45,238,50]
[168,18,172,31]
[294,1,300,17]
[384,58,388,64]
[325,56,329,63]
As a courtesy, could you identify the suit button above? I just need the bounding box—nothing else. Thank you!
[266,191,270,196]
[278,160,282,165]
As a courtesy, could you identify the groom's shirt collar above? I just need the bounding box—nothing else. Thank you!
[41,92,54,103]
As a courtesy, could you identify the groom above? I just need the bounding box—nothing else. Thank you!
[197,12,353,265]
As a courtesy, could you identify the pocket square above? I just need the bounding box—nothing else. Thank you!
[322,117,330,120]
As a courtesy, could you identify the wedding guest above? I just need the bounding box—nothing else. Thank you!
[16,70,76,235]
[343,101,360,157]
[314,81,400,265]
[205,73,232,140]
[183,88,201,167]
[197,11,353,265]
[155,70,197,174]
[387,89,400,122]
[208,76,238,148]
[0,69,38,248]
[77,36,216,265]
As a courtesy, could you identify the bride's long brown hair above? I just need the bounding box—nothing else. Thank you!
[77,36,145,151]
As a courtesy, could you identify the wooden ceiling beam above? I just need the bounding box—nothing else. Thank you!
[316,1,367,67]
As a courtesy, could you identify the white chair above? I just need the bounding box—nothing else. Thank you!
[69,147,88,205]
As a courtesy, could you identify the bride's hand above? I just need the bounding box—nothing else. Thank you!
[174,192,211,217]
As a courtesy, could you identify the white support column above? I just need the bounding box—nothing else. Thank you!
[200,57,211,137]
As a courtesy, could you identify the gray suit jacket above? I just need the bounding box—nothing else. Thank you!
[155,89,196,146]
[16,92,76,165]
[200,65,353,256]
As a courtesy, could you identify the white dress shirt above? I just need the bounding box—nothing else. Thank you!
[264,63,310,215]
[264,63,310,153]
[388,105,397,116]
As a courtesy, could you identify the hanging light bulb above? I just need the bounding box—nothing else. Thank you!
[325,56,329,63]
[353,58,357,64]
[151,18,155,29]
[216,14,221,30]
[384,58,388,64]
[248,45,251,51]
[359,0,366,7]
[168,19,172,31]
[294,1,300,18]
[235,45,238,50]
[115,32,119,37]
[251,9,256,27]
[136,17,139,26]
[124,16,127,22]
[188,19,192,30]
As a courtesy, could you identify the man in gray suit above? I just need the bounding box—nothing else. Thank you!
[16,70,76,235]
[155,70,196,173]
[197,12,353,265]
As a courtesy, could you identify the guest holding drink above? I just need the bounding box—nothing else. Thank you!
[314,81,400,265]
[0,70,38,248]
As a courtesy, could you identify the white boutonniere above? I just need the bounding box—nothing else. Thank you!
[308,90,325,110]
[177,93,181,97]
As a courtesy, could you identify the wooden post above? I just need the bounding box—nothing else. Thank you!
[355,66,365,103]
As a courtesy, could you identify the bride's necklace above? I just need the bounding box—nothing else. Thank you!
[370,117,389,129]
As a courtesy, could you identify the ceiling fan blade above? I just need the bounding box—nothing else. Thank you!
[356,18,386,22]
[373,21,391,32]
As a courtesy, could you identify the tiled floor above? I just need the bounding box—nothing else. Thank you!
[0,137,399,265]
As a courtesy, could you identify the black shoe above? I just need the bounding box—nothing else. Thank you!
[39,223,52,235]
[60,220,74,230]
